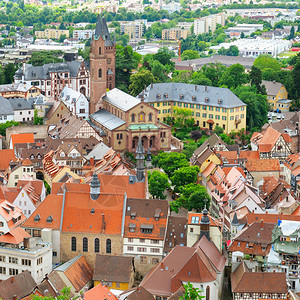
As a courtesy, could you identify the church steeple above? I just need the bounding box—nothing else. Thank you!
[89,15,116,115]
[136,134,145,182]
[199,206,210,241]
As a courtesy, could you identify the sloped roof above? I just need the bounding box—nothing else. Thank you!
[124,286,154,300]
[245,159,280,172]
[90,109,126,130]
[239,151,260,160]
[0,149,17,171]
[84,284,118,300]
[257,127,280,152]
[0,226,30,244]
[10,133,34,148]
[232,262,287,293]
[262,80,285,96]
[0,96,14,116]
[0,270,37,300]
[55,255,93,292]
[93,254,132,282]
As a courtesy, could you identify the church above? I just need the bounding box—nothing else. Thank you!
[89,16,173,153]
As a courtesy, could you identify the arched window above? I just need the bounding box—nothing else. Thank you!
[99,47,101,55]
[94,238,100,253]
[83,237,88,252]
[71,237,76,251]
[206,286,210,300]
[106,238,111,254]
[131,114,135,122]
[98,69,102,78]
[149,113,153,122]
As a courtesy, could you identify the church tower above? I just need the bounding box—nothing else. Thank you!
[89,15,116,114]
[199,207,210,241]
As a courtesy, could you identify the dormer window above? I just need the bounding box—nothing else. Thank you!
[164,93,168,98]
[140,224,153,234]
[192,96,196,101]
[34,214,40,222]
[30,154,35,159]
[157,94,161,99]
[46,215,53,223]
[130,212,136,220]
[179,94,184,99]
[218,99,222,104]
[205,97,209,102]
[129,223,136,232]
[60,152,65,157]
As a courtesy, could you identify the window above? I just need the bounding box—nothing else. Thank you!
[83,237,88,252]
[140,239,145,243]
[150,248,160,253]
[71,236,76,251]
[9,268,18,276]
[149,113,153,122]
[53,252,57,257]
[0,267,5,274]
[98,69,102,78]
[131,114,135,122]
[151,240,159,244]
[99,47,101,55]
[117,133,123,140]
[79,109,85,113]
[33,229,41,237]
[140,256,147,264]
[202,113,207,118]
[94,238,100,253]
[128,238,134,242]
[22,259,31,266]
[37,257,43,265]
[0,256,5,262]
[127,246,134,251]
[9,257,18,264]
[190,227,194,233]
[152,258,159,264]
[191,216,199,224]
[206,286,210,300]
[106,238,111,254]
[137,247,147,252]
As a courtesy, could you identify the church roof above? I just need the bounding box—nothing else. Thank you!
[94,15,114,47]
[90,109,126,130]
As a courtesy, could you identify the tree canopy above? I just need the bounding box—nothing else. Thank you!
[148,170,170,199]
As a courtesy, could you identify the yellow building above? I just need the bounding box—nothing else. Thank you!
[162,27,190,40]
[262,80,289,111]
[143,83,247,134]
[93,254,135,290]
[120,21,144,39]
[35,29,69,39]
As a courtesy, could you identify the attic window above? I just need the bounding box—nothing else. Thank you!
[164,93,168,98]
[179,94,184,99]
[192,96,196,101]
[218,99,222,104]
[130,212,136,220]
[191,216,199,224]
[140,224,153,234]
[91,209,95,215]
[205,97,209,102]
[154,208,161,221]
[46,215,53,223]
[129,223,136,232]
[157,94,161,99]
[34,214,40,222]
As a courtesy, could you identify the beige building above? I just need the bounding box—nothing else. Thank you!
[194,13,226,34]
[120,20,145,39]
[35,29,69,39]
[162,27,190,40]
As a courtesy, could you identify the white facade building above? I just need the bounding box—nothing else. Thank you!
[194,13,226,34]
[60,86,89,119]
[0,236,52,284]
[73,29,94,40]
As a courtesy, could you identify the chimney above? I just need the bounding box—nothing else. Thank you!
[260,220,264,230]
[90,157,94,166]
[160,262,164,270]
[151,83,153,89]
[12,277,15,283]
[195,85,197,91]
[13,296,17,300]
[205,86,207,92]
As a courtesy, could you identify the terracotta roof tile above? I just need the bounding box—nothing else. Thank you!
[245,212,300,224]
[0,226,31,244]
[84,284,118,300]
[0,149,17,171]
[217,151,238,164]
[22,158,33,166]
[239,151,260,160]
[10,133,34,148]
[245,159,280,172]
[257,127,281,152]
[232,262,287,293]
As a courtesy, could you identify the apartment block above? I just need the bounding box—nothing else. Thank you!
[35,29,70,39]
[120,20,145,39]
[194,13,226,34]
[162,27,190,40]
[73,29,94,40]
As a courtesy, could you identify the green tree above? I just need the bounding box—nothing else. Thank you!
[181,50,200,61]
[3,63,17,84]
[173,107,194,128]
[253,54,281,71]
[202,63,227,87]
[129,69,154,96]
[197,41,207,51]
[148,170,170,199]
[219,63,249,89]
[227,45,239,56]
[32,287,71,300]
[28,51,63,66]
[33,110,43,125]
[292,53,300,100]
[180,282,205,300]
[171,166,199,192]
[262,68,279,81]
[213,125,224,135]
[249,65,264,94]
[190,130,202,142]
[58,34,67,43]
[152,152,189,178]
[171,183,210,212]
[0,120,19,136]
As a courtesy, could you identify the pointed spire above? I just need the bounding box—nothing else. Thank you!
[94,14,102,40]
[199,204,210,241]
[232,212,239,226]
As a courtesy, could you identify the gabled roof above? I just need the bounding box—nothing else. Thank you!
[245,159,280,172]
[54,255,93,292]
[0,149,17,171]
[10,133,34,148]
[0,270,37,300]
[0,226,31,244]
[93,254,132,282]
[262,80,285,96]
[124,286,154,300]
[0,199,25,230]
[231,262,287,293]
[140,236,225,297]
[84,284,118,300]
[257,127,281,153]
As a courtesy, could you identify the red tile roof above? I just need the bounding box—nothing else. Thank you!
[232,262,287,294]
[188,212,219,227]
[84,284,118,300]
[0,149,17,171]
[244,212,300,224]
[239,151,260,160]
[245,159,280,172]
[22,158,33,166]
[0,226,31,244]
[10,133,34,148]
